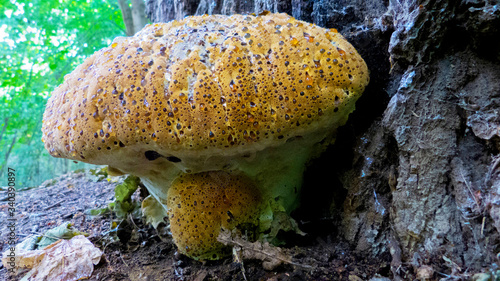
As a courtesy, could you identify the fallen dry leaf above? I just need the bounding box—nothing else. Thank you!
[2,235,102,281]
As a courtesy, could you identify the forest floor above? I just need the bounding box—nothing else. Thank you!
[1,169,401,280]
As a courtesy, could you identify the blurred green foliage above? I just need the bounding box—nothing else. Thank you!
[0,0,126,187]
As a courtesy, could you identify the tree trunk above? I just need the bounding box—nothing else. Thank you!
[118,0,148,36]
[0,135,17,176]
[0,118,8,143]
[117,0,135,36]
[144,0,500,277]
[131,0,148,32]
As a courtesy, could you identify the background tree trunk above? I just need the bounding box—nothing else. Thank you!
[144,0,500,277]
[118,0,149,36]
[117,0,135,36]
[131,0,149,32]
[0,118,8,143]
[0,135,17,176]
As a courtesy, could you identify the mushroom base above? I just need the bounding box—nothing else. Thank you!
[137,133,333,256]
[166,171,262,260]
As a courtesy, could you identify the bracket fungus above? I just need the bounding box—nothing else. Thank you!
[42,12,369,260]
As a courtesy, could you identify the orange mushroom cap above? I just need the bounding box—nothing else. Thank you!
[42,13,369,167]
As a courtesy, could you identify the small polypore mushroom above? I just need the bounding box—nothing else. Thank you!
[42,12,369,260]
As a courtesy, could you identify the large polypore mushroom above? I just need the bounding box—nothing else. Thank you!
[42,12,369,260]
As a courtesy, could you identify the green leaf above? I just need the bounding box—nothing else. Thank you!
[37,222,88,249]
[0,0,127,186]
[113,175,140,218]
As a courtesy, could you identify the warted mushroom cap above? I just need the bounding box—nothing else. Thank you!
[42,12,369,170]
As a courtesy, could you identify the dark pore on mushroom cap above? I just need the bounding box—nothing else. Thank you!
[42,12,369,260]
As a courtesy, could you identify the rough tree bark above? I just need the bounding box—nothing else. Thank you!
[144,0,500,277]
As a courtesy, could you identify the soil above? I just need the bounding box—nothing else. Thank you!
[0,170,394,281]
